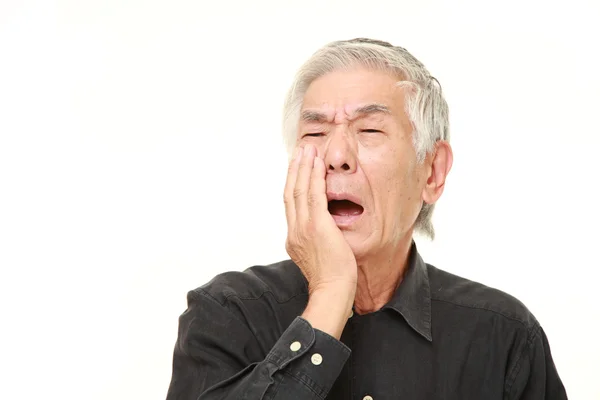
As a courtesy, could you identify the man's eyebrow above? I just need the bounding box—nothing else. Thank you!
[351,103,391,119]
[300,110,329,123]
[300,103,391,124]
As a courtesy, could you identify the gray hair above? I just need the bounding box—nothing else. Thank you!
[282,38,450,239]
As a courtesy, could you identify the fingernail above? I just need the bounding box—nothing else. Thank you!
[294,147,303,159]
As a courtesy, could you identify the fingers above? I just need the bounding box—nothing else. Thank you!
[294,144,316,223]
[308,154,327,219]
[284,143,327,236]
[284,146,303,229]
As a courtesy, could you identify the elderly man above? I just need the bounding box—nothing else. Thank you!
[166,38,567,399]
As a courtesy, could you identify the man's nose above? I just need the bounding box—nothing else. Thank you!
[322,130,357,174]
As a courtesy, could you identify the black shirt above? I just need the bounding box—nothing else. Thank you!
[166,243,567,399]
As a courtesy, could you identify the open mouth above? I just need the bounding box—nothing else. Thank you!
[327,199,364,216]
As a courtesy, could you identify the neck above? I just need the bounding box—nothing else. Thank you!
[353,234,413,314]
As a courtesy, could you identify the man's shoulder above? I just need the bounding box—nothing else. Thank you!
[191,259,308,306]
[427,264,538,329]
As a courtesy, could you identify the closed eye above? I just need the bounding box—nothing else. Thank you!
[361,129,382,133]
[304,133,325,137]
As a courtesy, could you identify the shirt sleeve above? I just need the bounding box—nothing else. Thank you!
[504,325,568,400]
[165,289,351,400]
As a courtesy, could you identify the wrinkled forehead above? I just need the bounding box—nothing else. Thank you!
[300,68,408,123]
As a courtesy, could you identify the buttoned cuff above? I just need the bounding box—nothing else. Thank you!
[266,316,351,398]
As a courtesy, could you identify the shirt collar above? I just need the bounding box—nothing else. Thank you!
[383,241,433,342]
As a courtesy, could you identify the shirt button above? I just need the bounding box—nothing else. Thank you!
[290,341,301,352]
[311,353,323,365]
[363,396,374,400]
[348,309,353,318]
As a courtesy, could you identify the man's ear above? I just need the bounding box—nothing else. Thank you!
[422,141,453,204]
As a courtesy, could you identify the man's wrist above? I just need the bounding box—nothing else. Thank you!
[302,283,355,340]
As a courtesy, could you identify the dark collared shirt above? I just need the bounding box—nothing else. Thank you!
[166,244,567,399]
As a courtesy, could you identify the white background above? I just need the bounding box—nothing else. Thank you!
[1,1,599,399]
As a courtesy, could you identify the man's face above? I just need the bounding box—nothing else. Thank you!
[297,67,430,260]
